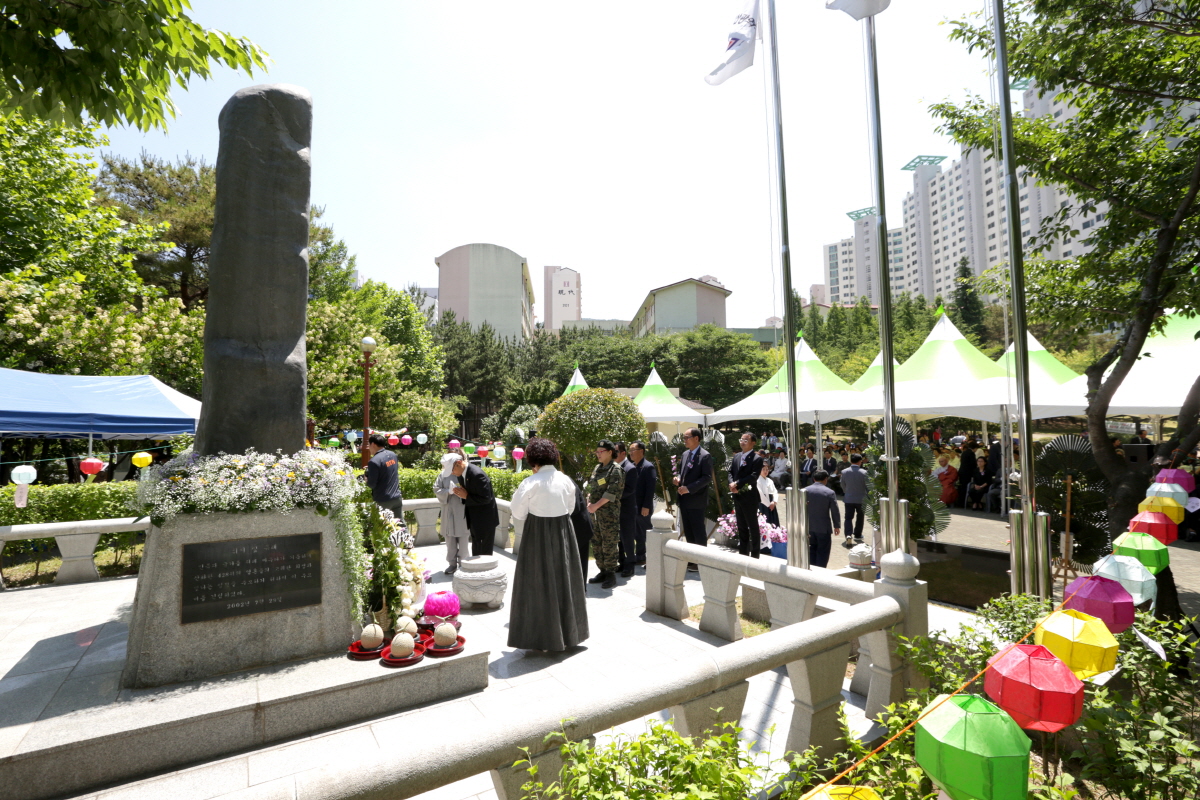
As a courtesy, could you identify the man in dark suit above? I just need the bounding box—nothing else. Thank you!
[629,441,657,568]
[804,469,841,568]
[450,457,499,556]
[673,427,712,572]
[569,482,593,579]
[616,442,640,578]
[798,447,818,488]
[728,432,764,558]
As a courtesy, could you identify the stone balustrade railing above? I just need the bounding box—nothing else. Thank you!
[0,517,152,589]
[397,497,516,550]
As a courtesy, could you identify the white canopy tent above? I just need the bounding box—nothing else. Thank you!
[632,366,706,424]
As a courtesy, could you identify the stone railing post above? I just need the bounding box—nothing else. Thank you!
[697,561,741,641]
[670,680,750,738]
[764,582,817,630]
[645,509,686,619]
[785,640,852,760]
[496,504,512,550]
[864,549,927,719]
[409,503,441,547]
[54,533,102,583]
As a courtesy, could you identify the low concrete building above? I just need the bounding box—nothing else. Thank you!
[435,243,534,340]
[629,276,731,337]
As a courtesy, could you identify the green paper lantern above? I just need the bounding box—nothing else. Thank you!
[464,443,477,455]
[915,694,1030,800]
[1112,530,1170,575]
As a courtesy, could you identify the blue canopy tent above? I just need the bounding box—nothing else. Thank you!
[0,368,202,440]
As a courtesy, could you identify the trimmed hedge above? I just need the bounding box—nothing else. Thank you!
[397,467,530,502]
[0,482,141,527]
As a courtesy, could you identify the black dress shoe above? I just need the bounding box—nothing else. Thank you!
[444,566,457,575]
[588,571,609,584]
[602,573,617,589]
[621,566,635,578]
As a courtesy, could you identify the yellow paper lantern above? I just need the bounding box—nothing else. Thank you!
[802,788,881,800]
[132,452,153,468]
[1034,609,1118,679]
[1137,495,1184,524]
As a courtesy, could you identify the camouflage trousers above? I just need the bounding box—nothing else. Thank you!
[592,508,621,572]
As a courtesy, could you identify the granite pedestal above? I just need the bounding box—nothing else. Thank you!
[122,510,357,689]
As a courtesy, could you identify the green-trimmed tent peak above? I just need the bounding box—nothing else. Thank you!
[895,313,1006,383]
[935,303,946,316]
[562,365,589,395]
[633,366,705,423]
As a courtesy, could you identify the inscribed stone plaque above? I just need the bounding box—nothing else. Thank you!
[181,533,322,623]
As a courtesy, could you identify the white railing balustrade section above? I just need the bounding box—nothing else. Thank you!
[0,517,153,589]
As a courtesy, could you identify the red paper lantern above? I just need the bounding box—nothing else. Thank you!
[79,457,105,475]
[477,446,489,458]
[1128,510,1178,545]
[387,434,400,446]
[1063,575,1136,633]
[984,644,1083,733]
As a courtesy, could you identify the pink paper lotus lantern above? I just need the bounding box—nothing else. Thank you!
[387,434,400,446]
[1128,511,1177,545]
[1156,467,1195,494]
[984,643,1084,733]
[400,434,413,446]
[423,590,460,618]
[1063,575,1136,634]
[449,439,461,449]
[512,447,525,460]
[79,457,105,475]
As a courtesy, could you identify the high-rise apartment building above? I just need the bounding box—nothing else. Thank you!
[543,266,581,331]
[819,85,1105,304]
[435,243,535,340]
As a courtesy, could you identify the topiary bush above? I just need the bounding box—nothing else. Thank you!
[536,388,646,478]
[396,468,530,502]
[864,420,949,541]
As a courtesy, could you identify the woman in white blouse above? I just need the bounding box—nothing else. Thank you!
[757,462,780,528]
[506,437,590,651]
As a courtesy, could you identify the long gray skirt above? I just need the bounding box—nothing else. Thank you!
[507,512,590,651]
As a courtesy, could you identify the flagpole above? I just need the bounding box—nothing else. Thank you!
[763,0,807,568]
[990,0,1041,594]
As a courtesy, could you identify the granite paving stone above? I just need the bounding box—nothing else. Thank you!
[246,727,377,786]
[94,757,248,800]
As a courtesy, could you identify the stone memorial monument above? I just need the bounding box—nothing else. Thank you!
[123,85,357,689]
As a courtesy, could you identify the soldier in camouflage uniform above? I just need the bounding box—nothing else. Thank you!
[584,439,624,589]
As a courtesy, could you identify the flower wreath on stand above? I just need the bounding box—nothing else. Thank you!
[715,510,787,552]
[361,502,430,632]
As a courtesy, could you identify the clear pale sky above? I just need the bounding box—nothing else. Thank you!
[101,1,995,328]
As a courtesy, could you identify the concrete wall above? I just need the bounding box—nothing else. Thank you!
[543,266,580,331]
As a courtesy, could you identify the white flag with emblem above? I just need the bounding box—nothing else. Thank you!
[705,0,761,86]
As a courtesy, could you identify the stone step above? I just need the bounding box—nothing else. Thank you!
[0,647,488,800]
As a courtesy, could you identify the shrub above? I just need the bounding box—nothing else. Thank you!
[0,482,144,574]
[396,468,530,502]
[537,388,646,477]
[864,420,949,541]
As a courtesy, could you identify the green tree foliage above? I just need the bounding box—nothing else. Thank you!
[948,257,985,342]
[864,420,949,541]
[536,388,646,477]
[933,0,1200,552]
[0,114,161,305]
[352,282,443,395]
[95,151,214,308]
[307,206,358,303]
[0,0,266,130]
[671,325,772,410]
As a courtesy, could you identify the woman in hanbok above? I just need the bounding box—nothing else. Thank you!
[434,453,471,575]
[506,438,589,652]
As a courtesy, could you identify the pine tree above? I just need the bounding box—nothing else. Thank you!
[950,258,985,339]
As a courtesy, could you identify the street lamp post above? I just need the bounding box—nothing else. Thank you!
[359,337,377,468]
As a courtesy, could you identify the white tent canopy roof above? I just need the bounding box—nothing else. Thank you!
[632,366,706,424]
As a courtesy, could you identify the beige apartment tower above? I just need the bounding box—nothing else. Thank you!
[435,243,535,341]
[543,266,581,331]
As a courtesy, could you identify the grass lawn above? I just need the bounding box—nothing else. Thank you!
[687,597,772,638]
[0,544,143,588]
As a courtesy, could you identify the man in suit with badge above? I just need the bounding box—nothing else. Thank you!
[628,441,657,568]
[673,428,713,572]
[450,456,499,556]
[728,432,764,558]
[616,442,640,578]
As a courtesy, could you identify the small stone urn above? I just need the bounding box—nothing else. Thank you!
[452,555,508,609]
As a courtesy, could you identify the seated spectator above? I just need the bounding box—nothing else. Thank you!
[968,456,993,510]
[934,455,958,506]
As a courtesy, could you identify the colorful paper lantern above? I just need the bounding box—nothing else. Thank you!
[448,439,461,449]
[1156,467,1195,494]
[1128,511,1177,545]
[423,591,460,618]
[1092,554,1157,607]
[476,446,489,458]
[512,447,525,460]
[131,451,153,468]
[801,788,881,800]
[10,464,37,484]
[1113,530,1170,575]
[346,431,358,443]
[1138,495,1184,524]
[1063,575,1136,634]
[387,434,399,446]
[463,443,477,454]
[1034,609,1119,679]
[416,433,428,445]
[1146,482,1188,507]
[984,644,1084,733]
[493,446,506,460]
[401,434,413,446]
[914,694,1031,800]
[327,437,340,447]
[79,457,105,476]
